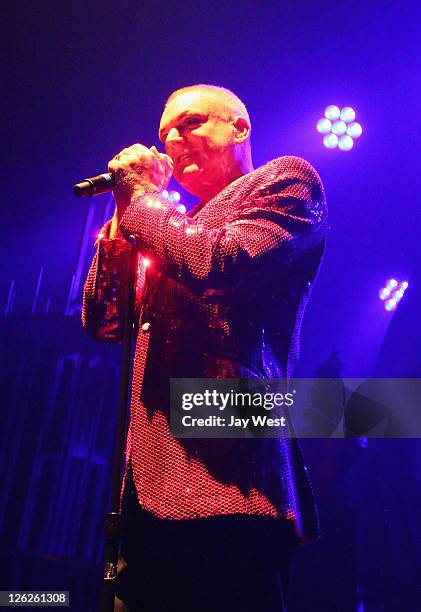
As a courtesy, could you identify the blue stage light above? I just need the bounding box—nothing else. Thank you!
[340,107,356,122]
[385,299,396,312]
[317,118,332,134]
[317,106,362,151]
[347,122,363,138]
[379,278,408,311]
[331,121,347,135]
[338,135,354,151]
[162,189,184,208]
[379,287,391,300]
[323,133,339,148]
[168,191,181,203]
[325,105,341,120]
[177,204,187,214]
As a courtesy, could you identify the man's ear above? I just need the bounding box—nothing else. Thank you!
[233,116,250,144]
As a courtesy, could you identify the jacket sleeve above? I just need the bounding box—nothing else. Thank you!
[119,156,327,296]
[82,221,135,342]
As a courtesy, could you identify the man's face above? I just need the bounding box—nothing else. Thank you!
[159,90,238,198]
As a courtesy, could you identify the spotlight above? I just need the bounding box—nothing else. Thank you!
[317,118,332,134]
[325,105,341,120]
[331,121,347,135]
[323,133,339,149]
[378,279,408,311]
[168,191,181,203]
[340,107,356,122]
[162,189,181,202]
[162,189,184,212]
[346,122,363,138]
[318,105,363,151]
[338,135,354,151]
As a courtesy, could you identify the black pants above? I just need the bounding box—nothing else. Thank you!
[115,468,299,612]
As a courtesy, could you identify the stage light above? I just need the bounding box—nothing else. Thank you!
[162,189,184,211]
[379,279,398,300]
[318,105,362,151]
[385,299,397,312]
[347,122,363,138]
[168,191,181,203]
[340,107,356,122]
[379,278,408,311]
[325,105,341,120]
[317,118,332,134]
[338,135,354,151]
[323,133,339,148]
[162,189,181,202]
[331,121,347,135]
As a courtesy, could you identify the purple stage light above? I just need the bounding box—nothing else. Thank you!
[168,190,181,203]
[385,299,396,312]
[325,105,340,120]
[316,118,332,134]
[338,135,354,151]
[379,279,408,311]
[379,278,398,300]
[379,288,391,300]
[162,189,184,210]
[347,122,363,138]
[318,105,363,151]
[323,133,339,149]
[161,189,187,215]
[331,120,347,135]
[162,189,180,201]
[340,107,356,122]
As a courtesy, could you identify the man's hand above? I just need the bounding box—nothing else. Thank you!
[108,143,173,219]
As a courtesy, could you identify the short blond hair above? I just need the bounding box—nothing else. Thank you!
[165,84,251,129]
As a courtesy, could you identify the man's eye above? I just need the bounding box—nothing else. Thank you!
[185,117,201,127]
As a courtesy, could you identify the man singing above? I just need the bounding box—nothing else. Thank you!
[82,84,327,611]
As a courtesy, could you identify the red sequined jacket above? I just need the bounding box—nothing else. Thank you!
[82,155,327,542]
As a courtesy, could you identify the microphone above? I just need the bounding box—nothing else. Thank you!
[73,173,114,197]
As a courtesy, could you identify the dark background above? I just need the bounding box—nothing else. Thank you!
[2,1,421,610]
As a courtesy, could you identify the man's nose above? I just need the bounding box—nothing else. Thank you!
[165,127,183,144]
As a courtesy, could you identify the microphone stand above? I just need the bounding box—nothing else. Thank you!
[101,246,137,612]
